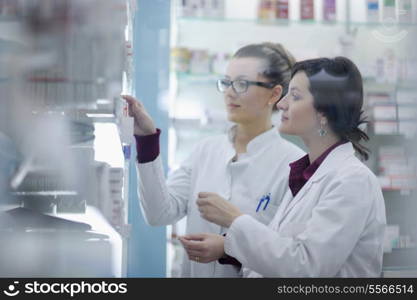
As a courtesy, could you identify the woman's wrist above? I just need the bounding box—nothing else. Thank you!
[134,124,157,136]
[227,212,243,228]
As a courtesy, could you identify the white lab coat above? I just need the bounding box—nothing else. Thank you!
[224,142,387,277]
[136,126,304,277]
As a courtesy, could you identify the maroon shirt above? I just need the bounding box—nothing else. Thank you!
[134,129,161,163]
[288,141,347,197]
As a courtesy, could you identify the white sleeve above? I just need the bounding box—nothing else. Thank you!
[136,149,196,226]
[224,173,375,277]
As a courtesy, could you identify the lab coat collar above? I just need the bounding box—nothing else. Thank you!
[308,142,355,183]
[278,142,355,226]
[227,125,282,156]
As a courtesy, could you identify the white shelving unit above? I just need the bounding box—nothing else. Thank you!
[0,0,135,277]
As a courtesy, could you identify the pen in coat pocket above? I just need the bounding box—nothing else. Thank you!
[256,193,271,212]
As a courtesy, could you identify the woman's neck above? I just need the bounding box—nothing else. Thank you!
[303,133,341,163]
[234,119,272,153]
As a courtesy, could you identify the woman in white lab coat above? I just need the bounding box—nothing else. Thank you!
[181,57,387,277]
[122,43,305,277]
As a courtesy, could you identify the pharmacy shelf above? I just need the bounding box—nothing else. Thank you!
[382,188,416,193]
[383,248,417,267]
[177,16,417,28]
[364,79,417,91]
[175,72,219,84]
[175,74,417,91]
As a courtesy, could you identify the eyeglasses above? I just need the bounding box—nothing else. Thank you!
[216,78,276,94]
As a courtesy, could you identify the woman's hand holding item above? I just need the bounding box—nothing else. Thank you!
[121,95,157,136]
[179,233,225,263]
[197,192,243,227]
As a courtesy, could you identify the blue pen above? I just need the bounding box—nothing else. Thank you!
[263,193,271,210]
[256,197,264,212]
[256,193,271,212]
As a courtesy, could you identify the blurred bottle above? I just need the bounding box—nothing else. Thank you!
[171,47,192,73]
[189,50,211,74]
[382,0,396,21]
[323,0,336,22]
[212,52,230,75]
[300,0,314,20]
[275,0,289,20]
[397,0,413,23]
[258,0,276,20]
[366,0,380,23]
[206,0,225,18]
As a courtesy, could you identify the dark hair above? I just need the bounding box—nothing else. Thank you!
[291,57,370,160]
[233,42,295,111]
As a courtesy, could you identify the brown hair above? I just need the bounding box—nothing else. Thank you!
[233,42,295,111]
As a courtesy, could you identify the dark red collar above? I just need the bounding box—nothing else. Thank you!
[289,141,346,197]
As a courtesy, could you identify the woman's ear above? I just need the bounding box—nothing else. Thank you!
[270,85,283,103]
[317,112,328,126]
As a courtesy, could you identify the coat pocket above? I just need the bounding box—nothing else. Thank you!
[253,203,279,226]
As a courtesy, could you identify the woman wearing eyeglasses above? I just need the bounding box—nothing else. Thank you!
[122,43,304,277]
[181,57,387,277]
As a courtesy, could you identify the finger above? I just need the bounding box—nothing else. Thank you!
[178,238,205,251]
[184,249,204,257]
[198,192,215,198]
[197,205,204,213]
[179,237,203,249]
[200,212,212,222]
[187,254,203,263]
[181,233,206,241]
[196,198,209,207]
[121,95,145,109]
[121,94,137,102]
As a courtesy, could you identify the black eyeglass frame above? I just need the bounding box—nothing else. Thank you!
[216,78,277,94]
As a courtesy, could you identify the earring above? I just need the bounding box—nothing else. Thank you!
[318,122,327,137]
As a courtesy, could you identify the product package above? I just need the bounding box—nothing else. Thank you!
[258,0,276,20]
[323,0,336,22]
[366,0,380,23]
[383,0,396,21]
[300,0,314,20]
[397,0,413,23]
[276,0,289,19]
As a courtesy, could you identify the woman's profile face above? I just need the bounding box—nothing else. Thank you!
[277,71,319,138]
[223,57,275,124]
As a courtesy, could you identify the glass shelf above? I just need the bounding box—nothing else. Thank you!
[364,78,417,90]
[177,16,417,28]
[175,73,417,89]
[175,72,219,84]
[382,188,416,193]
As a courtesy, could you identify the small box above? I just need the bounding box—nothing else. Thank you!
[373,105,397,120]
[374,121,398,134]
[384,225,400,253]
[397,90,417,104]
[378,176,391,189]
[391,175,417,190]
[367,92,394,105]
[398,106,417,119]
[399,121,417,138]
[300,0,314,20]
